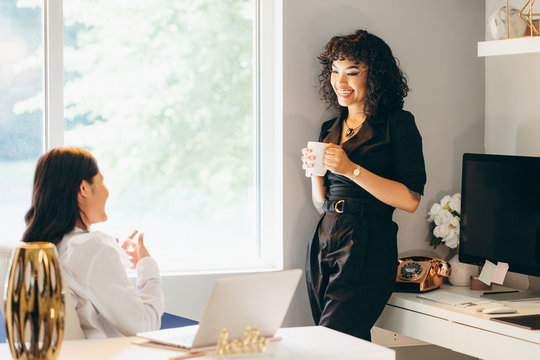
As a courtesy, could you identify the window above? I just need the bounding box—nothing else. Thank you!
[1,0,282,273]
[0,0,43,243]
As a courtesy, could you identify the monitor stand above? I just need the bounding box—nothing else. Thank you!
[481,288,540,301]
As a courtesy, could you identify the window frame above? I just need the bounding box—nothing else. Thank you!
[43,0,283,274]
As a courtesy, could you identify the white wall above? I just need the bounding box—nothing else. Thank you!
[161,0,486,331]
[485,0,540,156]
[282,0,485,327]
[484,0,540,290]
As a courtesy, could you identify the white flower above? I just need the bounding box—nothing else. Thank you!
[433,224,449,238]
[448,193,461,213]
[427,193,461,249]
[427,203,443,222]
[440,195,452,207]
[438,209,454,225]
[444,230,459,249]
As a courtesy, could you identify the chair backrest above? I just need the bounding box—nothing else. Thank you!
[0,246,13,316]
[0,245,85,340]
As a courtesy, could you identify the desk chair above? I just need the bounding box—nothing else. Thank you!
[0,245,85,342]
[1,245,195,343]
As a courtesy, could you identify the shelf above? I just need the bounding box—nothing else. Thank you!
[478,36,540,57]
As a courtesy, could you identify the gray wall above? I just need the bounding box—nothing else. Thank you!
[484,0,540,290]
[162,0,486,331]
[282,0,485,326]
[485,0,540,156]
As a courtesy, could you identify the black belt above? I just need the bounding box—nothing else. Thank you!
[322,196,393,217]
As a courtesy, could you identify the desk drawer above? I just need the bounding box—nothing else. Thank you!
[376,305,451,348]
[451,322,540,360]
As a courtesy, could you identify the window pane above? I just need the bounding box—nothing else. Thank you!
[63,0,256,272]
[0,1,43,246]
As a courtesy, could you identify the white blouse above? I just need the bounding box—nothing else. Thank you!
[56,228,164,339]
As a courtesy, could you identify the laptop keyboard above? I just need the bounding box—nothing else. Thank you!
[174,333,195,347]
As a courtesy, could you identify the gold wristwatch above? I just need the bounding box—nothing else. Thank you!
[351,165,361,179]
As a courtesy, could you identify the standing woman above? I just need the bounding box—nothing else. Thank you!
[22,147,164,338]
[301,30,426,340]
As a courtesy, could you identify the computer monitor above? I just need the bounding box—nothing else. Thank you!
[459,153,540,300]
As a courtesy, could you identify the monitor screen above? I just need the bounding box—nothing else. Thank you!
[459,153,540,278]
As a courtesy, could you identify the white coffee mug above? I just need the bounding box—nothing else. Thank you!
[306,141,327,176]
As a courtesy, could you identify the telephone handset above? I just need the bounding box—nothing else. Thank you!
[395,256,451,292]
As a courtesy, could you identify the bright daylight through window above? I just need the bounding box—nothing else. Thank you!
[1,0,278,273]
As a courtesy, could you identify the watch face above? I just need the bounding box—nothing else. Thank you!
[353,167,360,176]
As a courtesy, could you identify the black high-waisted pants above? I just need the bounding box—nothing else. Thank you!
[305,197,398,341]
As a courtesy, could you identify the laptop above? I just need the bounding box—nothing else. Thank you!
[137,269,302,351]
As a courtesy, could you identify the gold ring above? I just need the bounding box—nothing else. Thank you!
[334,200,345,214]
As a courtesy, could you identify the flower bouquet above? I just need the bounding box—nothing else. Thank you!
[427,193,460,249]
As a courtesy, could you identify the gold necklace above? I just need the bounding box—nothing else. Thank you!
[344,118,363,137]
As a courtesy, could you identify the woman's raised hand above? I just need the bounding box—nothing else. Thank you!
[116,230,151,268]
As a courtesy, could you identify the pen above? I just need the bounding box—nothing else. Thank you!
[169,352,206,360]
[483,290,519,295]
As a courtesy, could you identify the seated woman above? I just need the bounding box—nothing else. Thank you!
[22,147,164,338]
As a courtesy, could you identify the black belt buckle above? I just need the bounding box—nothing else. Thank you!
[334,199,345,214]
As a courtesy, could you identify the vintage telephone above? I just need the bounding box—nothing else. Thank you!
[395,256,451,292]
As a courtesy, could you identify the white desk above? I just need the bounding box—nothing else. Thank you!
[376,284,540,359]
[0,326,395,359]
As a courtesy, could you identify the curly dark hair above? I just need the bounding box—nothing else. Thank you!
[318,29,409,118]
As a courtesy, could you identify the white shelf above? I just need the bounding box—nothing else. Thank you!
[478,36,540,57]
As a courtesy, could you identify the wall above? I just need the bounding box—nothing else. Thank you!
[484,0,540,290]
[161,0,486,335]
[282,0,485,328]
[485,0,540,156]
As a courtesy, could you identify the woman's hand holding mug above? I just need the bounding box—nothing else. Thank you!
[302,141,328,177]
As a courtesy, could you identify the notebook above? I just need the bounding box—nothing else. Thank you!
[137,269,302,351]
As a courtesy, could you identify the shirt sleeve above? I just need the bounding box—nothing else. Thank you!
[390,111,427,195]
[83,244,165,336]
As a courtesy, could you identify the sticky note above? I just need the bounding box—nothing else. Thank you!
[491,262,510,285]
[478,260,496,285]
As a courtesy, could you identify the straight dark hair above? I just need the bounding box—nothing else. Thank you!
[22,147,99,245]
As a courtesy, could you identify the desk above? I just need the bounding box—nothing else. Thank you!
[0,326,395,359]
[375,284,540,359]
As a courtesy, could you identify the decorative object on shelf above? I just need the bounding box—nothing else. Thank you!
[215,327,269,356]
[427,193,460,249]
[487,5,527,40]
[4,242,65,360]
[519,0,540,37]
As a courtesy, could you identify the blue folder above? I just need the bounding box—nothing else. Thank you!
[0,311,196,343]
[160,312,198,329]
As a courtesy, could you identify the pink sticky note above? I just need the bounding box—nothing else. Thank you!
[491,262,509,285]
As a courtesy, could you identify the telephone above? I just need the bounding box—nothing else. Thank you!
[395,256,451,292]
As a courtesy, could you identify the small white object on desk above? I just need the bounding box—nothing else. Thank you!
[482,306,517,314]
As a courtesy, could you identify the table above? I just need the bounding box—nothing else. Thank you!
[0,326,395,359]
[375,284,540,359]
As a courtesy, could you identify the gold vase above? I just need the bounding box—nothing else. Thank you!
[4,242,65,359]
